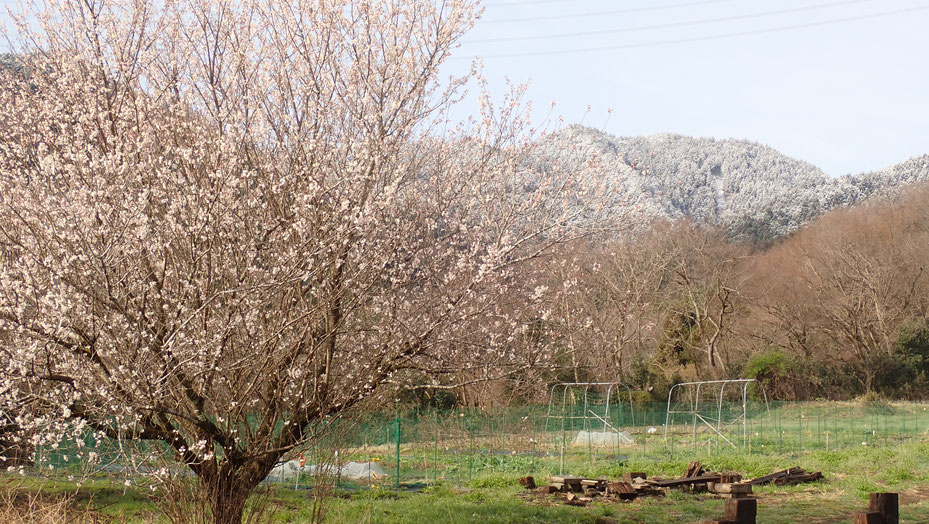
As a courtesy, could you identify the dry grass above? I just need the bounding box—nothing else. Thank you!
[0,485,100,523]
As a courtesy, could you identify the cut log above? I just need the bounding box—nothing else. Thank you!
[720,473,743,484]
[519,476,536,489]
[854,512,886,524]
[537,485,558,494]
[869,493,898,524]
[724,497,757,524]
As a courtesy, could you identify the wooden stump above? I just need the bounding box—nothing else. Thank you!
[869,493,898,524]
[854,512,886,524]
[724,497,756,524]
[518,476,536,489]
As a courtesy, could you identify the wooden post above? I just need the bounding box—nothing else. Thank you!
[854,512,886,524]
[869,493,898,524]
[724,498,757,524]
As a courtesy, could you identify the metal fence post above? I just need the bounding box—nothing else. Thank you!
[394,416,401,489]
[468,423,474,482]
[433,411,439,484]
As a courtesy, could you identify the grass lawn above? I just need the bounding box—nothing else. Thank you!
[310,440,929,523]
[8,438,929,523]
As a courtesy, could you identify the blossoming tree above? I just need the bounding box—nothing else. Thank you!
[0,0,610,521]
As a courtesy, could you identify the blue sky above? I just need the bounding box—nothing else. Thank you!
[2,0,926,175]
[442,0,929,175]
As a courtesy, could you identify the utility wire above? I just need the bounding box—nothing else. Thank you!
[470,0,877,43]
[456,4,929,59]
[482,0,736,24]
[480,0,595,6]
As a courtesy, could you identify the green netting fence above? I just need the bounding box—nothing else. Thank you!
[30,401,929,490]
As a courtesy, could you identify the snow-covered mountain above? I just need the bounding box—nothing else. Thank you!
[532,126,929,243]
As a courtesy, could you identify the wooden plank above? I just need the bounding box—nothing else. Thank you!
[746,467,801,486]
[551,476,583,492]
[631,483,665,497]
[724,498,757,524]
[651,473,722,487]
[772,471,823,486]
[714,483,752,495]
[869,493,898,524]
[854,512,886,524]
[550,475,582,484]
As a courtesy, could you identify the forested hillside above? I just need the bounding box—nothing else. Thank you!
[454,181,929,405]
[533,126,929,243]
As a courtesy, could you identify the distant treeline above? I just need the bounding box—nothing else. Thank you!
[425,181,929,407]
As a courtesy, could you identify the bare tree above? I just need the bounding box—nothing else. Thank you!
[752,185,929,395]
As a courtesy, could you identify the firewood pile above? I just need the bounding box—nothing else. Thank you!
[519,461,824,509]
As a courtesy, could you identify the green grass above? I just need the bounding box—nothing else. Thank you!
[310,440,929,523]
[11,438,929,523]
[12,401,929,523]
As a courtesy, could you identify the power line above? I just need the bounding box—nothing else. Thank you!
[480,0,594,6]
[470,0,877,44]
[481,0,736,24]
[454,4,929,59]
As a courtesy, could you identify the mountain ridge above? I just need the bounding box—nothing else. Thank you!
[534,125,929,243]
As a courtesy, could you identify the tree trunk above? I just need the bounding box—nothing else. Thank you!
[202,457,277,524]
[207,475,251,524]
